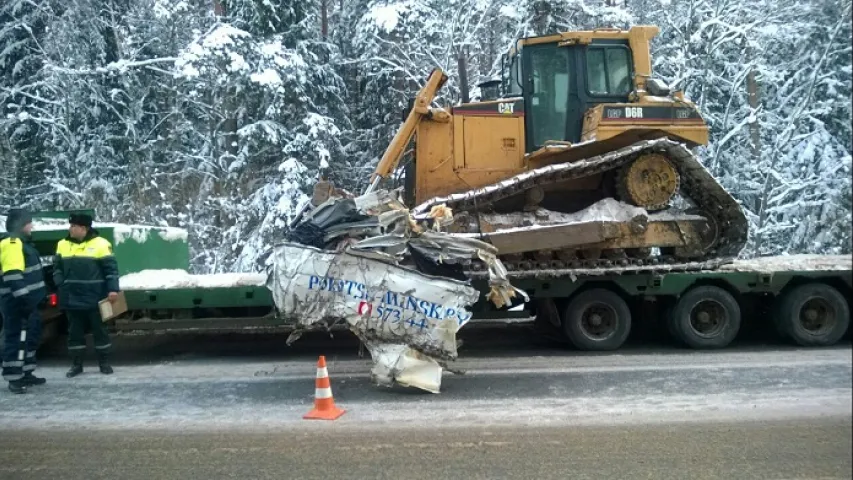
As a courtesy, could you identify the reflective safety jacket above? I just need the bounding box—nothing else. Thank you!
[0,233,46,312]
[54,230,120,310]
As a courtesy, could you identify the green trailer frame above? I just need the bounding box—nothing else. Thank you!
[106,257,850,351]
[501,266,852,300]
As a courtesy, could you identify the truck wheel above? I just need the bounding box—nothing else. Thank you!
[776,283,850,347]
[669,286,741,349]
[562,288,631,351]
[662,303,682,343]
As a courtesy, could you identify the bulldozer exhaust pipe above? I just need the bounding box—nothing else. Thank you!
[457,52,470,104]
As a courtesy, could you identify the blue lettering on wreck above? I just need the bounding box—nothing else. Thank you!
[305,274,472,327]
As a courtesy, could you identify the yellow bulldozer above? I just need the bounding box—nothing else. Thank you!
[316,25,748,276]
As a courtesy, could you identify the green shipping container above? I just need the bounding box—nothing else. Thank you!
[15,209,189,274]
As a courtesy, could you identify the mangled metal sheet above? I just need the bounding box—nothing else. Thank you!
[267,242,480,393]
[270,188,526,393]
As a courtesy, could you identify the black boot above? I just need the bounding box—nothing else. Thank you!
[8,379,26,394]
[66,354,83,378]
[98,353,113,375]
[22,372,46,386]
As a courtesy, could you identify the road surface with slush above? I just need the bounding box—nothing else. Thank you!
[0,327,850,479]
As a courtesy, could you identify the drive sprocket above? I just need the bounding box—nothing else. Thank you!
[616,153,679,212]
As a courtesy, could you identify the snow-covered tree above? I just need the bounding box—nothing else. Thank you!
[0,0,849,272]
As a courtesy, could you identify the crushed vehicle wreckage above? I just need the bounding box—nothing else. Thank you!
[266,187,526,393]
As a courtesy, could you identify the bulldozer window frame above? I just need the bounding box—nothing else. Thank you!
[584,45,633,97]
[504,50,523,97]
[524,43,574,150]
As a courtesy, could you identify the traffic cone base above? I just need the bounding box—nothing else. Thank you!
[304,355,346,421]
[303,405,346,420]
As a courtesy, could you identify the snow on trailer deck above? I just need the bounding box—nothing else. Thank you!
[119,270,266,290]
[719,254,852,273]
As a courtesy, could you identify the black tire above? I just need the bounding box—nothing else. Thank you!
[531,298,567,343]
[669,286,741,349]
[661,302,681,342]
[776,283,850,347]
[562,288,631,351]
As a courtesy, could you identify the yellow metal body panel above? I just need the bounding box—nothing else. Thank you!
[415,119,455,201]
[582,103,709,147]
[459,116,524,171]
[416,113,526,204]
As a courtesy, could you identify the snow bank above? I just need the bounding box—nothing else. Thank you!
[120,269,267,290]
[106,224,189,245]
[0,215,189,245]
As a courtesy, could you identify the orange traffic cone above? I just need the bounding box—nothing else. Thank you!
[303,355,346,420]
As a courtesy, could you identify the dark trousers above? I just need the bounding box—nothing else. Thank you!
[1,305,41,382]
[66,309,111,359]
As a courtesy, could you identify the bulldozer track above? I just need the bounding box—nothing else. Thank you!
[412,138,749,279]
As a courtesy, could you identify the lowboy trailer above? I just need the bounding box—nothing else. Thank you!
[5,211,849,352]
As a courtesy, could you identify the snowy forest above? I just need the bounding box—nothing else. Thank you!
[1,0,850,273]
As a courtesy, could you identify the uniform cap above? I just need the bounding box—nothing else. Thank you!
[69,213,94,228]
[5,208,33,233]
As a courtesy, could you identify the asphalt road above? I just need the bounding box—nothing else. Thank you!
[1,419,850,479]
[0,345,849,430]
[1,330,850,478]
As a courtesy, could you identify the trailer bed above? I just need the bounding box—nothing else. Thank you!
[44,254,849,351]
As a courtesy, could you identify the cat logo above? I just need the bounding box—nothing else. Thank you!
[498,102,515,115]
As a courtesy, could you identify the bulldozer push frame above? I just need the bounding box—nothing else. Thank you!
[4,26,851,353]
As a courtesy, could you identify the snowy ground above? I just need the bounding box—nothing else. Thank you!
[1,345,849,432]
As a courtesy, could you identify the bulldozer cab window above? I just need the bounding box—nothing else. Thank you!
[586,47,632,96]
[527,45,571,148]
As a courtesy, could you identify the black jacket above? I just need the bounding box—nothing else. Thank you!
[53,229,120,310]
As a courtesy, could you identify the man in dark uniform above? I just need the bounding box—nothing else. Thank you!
[1,209,47,394]
[54,213,120,377]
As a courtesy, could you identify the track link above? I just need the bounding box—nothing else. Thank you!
[412,138,749,279]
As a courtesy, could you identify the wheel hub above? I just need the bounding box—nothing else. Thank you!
[618,153,680,211]
[800,298,835,334]
[581,304,617,339]
[690,300,726,338]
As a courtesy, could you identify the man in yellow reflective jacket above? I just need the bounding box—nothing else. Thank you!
[1,209,47,394]
[54,213,120,377]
